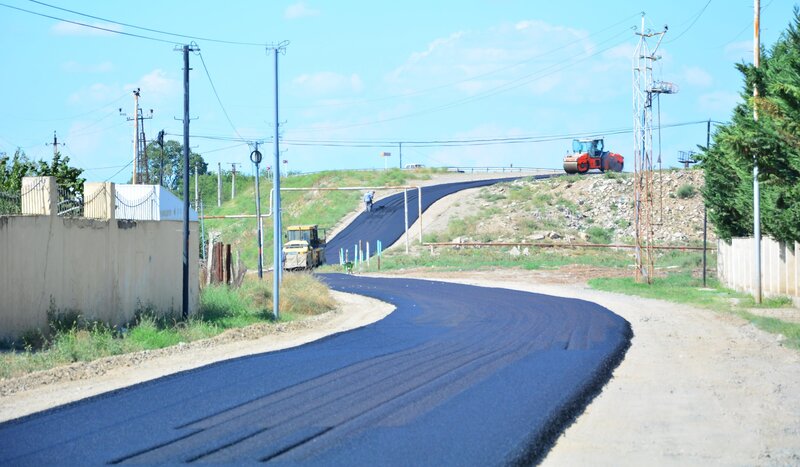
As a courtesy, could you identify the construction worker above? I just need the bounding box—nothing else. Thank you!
[364,191,374,212]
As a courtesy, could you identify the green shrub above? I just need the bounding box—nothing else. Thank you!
[676,184,696,199]
[586,226,614,244]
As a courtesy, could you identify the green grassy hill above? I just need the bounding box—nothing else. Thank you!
[195,168,442,269]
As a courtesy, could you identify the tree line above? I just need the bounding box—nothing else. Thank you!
[701,9,800,244]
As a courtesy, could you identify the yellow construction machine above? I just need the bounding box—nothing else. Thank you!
[282,224,326,270]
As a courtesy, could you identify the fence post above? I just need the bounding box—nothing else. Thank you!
[21,176,57,215]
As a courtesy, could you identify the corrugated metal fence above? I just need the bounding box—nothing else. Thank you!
[717,237,799,305]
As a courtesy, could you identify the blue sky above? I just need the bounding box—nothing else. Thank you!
[0,0,795,182]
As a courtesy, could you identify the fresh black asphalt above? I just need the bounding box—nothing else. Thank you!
[324,176,554,264]
[0,275,631,465]
[1,174,631,464]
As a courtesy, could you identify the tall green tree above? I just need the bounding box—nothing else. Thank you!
[145,139,207,191]
[700,8,800,244]
[0,149,84,197]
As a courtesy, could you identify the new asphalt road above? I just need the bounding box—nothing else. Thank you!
[0,275,630,465]
[324,176,555,264]
[1,175,630,464]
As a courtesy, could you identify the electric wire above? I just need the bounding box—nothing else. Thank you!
[280,120,709,148]
[291,30,634,133]
[197,52,247,143]
[284,11,642,111]
[0,2,179,44]
[25,0,266,46]
[17,92,128,122]
[665,0,712,44]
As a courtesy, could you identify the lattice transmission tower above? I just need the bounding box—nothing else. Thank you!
[632,15,676,283]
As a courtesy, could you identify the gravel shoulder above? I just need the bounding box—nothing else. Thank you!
[0,291,394,423]
[381,269,800,466]
[2,271,799,464]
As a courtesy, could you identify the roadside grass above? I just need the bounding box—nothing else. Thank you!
[589,273,800,349]
[202,168,438,269]
[0,274,336,379]
[362,244,711,274]
[368,246,636,271]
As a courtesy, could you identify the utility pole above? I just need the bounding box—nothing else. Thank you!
[156,130,165,187]
[632,13,675,284]
[230,163,239,198]
[269,41,288,321]
[753,0,762,303]
[194,162,199,210]
[251,143,264,279]
[133,89,140,184]
[704,119,710,287]
[46,130,64,158]
[177,43,199,319]
[120,89,153,184]
[398,142,403,169]
[217,162,222,207]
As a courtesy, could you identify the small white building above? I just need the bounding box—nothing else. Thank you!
[114,185,198,221]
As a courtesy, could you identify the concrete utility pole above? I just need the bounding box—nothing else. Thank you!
[398,142,403,169]
[133,89,140,184]
[230,163,238,198]
[269,41,288,321]
[217,162,222,207]
[46,131,64,158]
[194,162,199,210]
[753,0,762,303]
[120,89,153,184]
[178,43,199,319]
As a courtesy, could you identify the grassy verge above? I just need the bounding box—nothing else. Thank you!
[589,273,800,349]
[201,168,440,269]
[344,245,711,273]
[0,273,336,379]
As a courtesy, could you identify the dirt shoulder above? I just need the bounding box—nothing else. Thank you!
[2,270,799,464]
[381,269,800,466]
[0,291,394,423]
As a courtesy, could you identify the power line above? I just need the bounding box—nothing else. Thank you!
[0,2,178,44]
[284,11,642,111]
[281,120,709,148]
[666,0,713,44]
[292,31,634,133]
[197,51,247,142]
[25,0,266,46]
[17,92,128,122]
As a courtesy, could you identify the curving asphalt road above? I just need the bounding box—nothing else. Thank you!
[0,275,630,465]
[324,175,555,264]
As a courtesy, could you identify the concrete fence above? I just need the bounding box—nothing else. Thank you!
[0,177,198,342]
[717,237,799,305]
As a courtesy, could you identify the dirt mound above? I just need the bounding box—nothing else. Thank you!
[425,169,713,246]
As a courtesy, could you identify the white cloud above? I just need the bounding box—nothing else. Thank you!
[682,66,713,87]
[724,40,753,60]
[52,21,122,36]
[125,69,180,100]
[699,91,740,113]
[284,2,320,19]
[67,70,178,108]
[292,72,364,96]
[62,61,114,73]
[68,82,118,105]
[384,19,622,105]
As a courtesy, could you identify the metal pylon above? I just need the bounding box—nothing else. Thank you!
[632,14,673,284]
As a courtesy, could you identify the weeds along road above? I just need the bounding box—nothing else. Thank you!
[324,175,555,263]
[0,275,630,465]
